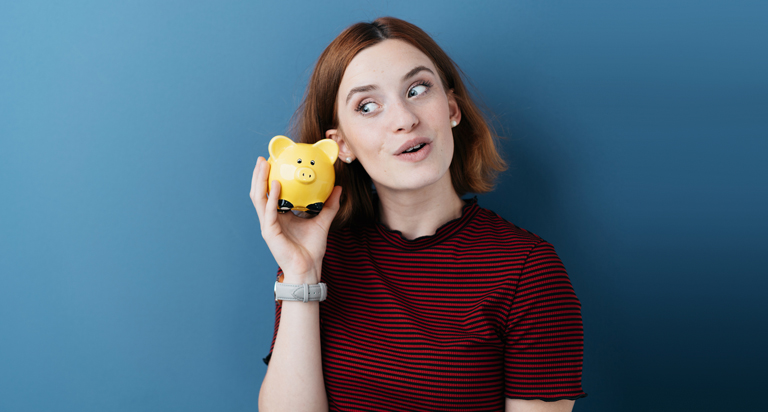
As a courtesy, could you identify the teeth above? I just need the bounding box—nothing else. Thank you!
[403,143,425,153]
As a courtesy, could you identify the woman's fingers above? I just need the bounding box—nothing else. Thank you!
[316,186,342,230]
[250,157,271,226]
[264,179,282,228]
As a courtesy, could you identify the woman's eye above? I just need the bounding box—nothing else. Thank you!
[357,101,378,114]
[408,84,428,97]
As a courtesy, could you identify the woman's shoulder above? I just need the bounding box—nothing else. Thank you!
[469,201,547,245]
[326,215,376,250]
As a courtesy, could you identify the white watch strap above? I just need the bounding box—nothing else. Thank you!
[274,282,327,302]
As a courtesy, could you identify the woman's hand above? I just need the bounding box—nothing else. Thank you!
[250,156,342,285]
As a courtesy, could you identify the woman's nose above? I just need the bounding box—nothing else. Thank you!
[390,100,419,132]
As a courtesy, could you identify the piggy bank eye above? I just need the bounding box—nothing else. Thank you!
[310,160,315,165]
[297,158,302,164]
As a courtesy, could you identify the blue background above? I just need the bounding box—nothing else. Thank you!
[1,1,766,411]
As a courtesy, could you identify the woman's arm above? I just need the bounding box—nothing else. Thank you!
[251,157,341,412]
[259,299,327,412]
[503,240,585,411]
[506,399,575,412]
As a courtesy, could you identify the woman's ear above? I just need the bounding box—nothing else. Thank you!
[447,89,461,127]
[326,128,355,163]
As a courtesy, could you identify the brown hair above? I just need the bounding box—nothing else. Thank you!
[290,16,507,229]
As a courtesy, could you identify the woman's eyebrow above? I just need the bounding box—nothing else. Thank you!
[402,65,433,82]
[345,85,377,105]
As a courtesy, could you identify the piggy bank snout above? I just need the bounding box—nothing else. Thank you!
[295,167,316,183]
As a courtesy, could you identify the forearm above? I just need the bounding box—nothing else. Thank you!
[258,299,327,412]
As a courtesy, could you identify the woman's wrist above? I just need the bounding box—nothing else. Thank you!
[281,269,320,285]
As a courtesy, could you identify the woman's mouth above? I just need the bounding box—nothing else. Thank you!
[395,141,432,162]
[402,143,426,154]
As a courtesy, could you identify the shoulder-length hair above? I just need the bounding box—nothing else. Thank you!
[290,16,507,229]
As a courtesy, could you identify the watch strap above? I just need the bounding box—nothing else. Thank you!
[274,282,327,302]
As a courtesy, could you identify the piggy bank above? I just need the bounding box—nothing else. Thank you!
[267,135,339,214]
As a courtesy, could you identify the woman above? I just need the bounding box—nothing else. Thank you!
[251,17,586,412]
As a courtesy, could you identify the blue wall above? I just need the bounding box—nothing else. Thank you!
[1,1,766,411]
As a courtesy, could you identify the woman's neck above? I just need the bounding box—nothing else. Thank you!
[374,175,465,240]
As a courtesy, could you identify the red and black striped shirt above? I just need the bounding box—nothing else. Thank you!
[267,198,586,411]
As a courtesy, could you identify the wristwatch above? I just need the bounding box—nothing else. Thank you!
[274,281,327,303]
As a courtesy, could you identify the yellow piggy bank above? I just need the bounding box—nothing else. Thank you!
[267,135,339,214]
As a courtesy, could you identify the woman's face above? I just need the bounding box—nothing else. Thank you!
[326,39,461,195]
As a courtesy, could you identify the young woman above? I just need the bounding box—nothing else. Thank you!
[251,17,586,412]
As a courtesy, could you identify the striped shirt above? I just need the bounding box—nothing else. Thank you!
[266,198,586,411]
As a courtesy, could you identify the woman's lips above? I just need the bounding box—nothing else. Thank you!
[395,142,431,162]
[395,137,431,155]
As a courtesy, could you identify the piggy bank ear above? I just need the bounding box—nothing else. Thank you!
[313,139,339,163]
[268,135,295,159]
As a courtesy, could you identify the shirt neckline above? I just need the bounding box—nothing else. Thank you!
[373,197,480,250]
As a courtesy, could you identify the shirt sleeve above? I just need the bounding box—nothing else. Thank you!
[504,240,587,400]
[263,267,283,365]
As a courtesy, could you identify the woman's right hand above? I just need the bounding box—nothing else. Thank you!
[250,156,342,285]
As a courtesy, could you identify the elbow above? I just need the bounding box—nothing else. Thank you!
[258,378,274,412]
[258,383,267,412]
